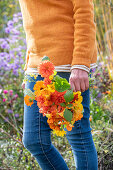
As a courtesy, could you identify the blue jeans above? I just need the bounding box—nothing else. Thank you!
[23,70,98,170]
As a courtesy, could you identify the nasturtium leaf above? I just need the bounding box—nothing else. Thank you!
[64,108,73,122]
[67,104,73,107]
[54,75,70,92]
[60,103,66,107]
[53,75,61,83]
[64,89,74,102]
[42,55,50,61]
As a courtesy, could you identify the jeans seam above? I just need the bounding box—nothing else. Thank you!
[39,113,56,170]
[79,123,88,170]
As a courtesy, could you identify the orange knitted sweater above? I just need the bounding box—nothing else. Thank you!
[19,0,97,72]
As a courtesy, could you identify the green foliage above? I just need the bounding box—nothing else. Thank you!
[0,139,40,169]
[64,108,73,122]
[94,0,113,80]
[64,89,74,103]
[67,104,73,108]
[60,103,66,107]
[54,75,70,92]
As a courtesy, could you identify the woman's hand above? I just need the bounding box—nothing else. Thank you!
[69,68,89,92]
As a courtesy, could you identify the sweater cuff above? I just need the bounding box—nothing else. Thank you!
[70,65,90,73]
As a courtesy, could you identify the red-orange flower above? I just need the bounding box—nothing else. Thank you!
[54,91,66,104]
[44,78,52,86]
[36,96,45,108]
[44,100,53,106]
[50,105,57,112]
[57,104,65,113]
[39,106,49,114]
[49,93,56,103]
[38,60,55,78]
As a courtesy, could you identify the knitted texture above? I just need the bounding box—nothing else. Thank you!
[19,0,97,71]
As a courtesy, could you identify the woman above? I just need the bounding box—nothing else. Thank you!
[19,0,98,169]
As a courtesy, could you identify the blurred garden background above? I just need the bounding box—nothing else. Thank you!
[0,0,113,169]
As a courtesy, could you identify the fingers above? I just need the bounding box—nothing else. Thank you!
[72,77,81,92]
[84,77,89,91]
[69,69,89,93]
[69,76,81,92]
[69,78,75,92]
[80,78,85,92]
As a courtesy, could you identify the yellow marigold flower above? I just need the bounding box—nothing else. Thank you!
[33,81,46,97]
[73,91,83,104]
[53,130,66,137]
[74,96,83,104]
[78,103,83,111]
[59,130,66,137]
[34,81,45,91]
[73,91,81,96]
[42,88,51,98]
[47,83,55,93]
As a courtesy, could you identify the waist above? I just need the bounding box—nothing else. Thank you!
[24,64,71,75]
[24,64,97,76]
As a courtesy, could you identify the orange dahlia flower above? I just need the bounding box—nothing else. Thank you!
[38,61,55,78]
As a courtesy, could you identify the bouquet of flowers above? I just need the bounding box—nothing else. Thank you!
[24,56,83,136]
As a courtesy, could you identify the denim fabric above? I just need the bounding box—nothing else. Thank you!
[23,70,98,170]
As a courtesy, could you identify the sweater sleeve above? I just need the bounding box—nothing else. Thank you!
[70,64,90,73]
[71,0,96,68]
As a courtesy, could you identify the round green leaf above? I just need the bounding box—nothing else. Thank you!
[64,108,73,122]
[64,89,74,102]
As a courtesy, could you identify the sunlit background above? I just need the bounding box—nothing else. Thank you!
[0,0,113,169]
